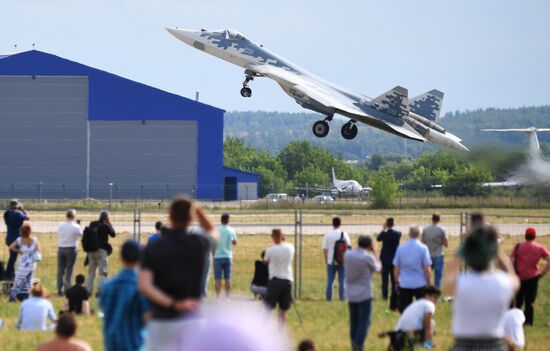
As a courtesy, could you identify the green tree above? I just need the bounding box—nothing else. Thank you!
[369,170,399,208]
[294,165,330,187]
[442,165,492,196]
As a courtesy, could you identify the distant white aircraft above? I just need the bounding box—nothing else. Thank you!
[295,168,370,198]
[481,127,550,187]
[167,28,468,151]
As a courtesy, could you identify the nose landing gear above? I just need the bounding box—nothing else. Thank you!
[240,74,254,97]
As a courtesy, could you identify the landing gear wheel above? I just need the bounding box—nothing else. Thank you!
[312,120,330,138]
[341,122,358,140]
[240,87,252,97]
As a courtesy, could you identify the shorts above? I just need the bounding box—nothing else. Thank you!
[213,257,232,280]
[265,278,292,310]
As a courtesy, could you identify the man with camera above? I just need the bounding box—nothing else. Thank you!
[3,200,29,280]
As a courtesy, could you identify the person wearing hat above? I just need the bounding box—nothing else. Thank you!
[3,199,29,280]
[510,227,550,326]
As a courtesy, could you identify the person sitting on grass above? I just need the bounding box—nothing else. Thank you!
[17,283,56,331]
[65,274,90,315]
[394,285,441,349]
[36,313,92,351]
[250,250,269,299]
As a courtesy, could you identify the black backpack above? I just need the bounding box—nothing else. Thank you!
[82,221,100,253]
[333,231,350,265]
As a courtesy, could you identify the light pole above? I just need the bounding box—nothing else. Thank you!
[38,181,43,201]
[109,183,114,209]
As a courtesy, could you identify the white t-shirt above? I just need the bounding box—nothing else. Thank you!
[504,308,525,348]
[452,270,515,338]
[322,228,351,265]
[58,221,83,248]
[265,242,295,281]
[395,299,435,331]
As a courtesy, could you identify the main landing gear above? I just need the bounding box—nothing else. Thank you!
[312,116,332,138]
[240,74,254,97]
[341,121,358,140]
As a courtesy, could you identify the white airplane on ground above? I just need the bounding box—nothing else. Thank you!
[330,168,371,197]
[167,28,468,151]
[482,127,550,187]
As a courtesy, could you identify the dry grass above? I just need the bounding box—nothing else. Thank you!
[1,233,550,350]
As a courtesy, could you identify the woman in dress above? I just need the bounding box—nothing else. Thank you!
[9,224,41,302]
[444,225,519,351]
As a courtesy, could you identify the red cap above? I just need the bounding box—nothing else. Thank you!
[525,227,536,240]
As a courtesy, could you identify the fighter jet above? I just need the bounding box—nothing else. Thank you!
[482,128,550,186]
[167,28,468,151]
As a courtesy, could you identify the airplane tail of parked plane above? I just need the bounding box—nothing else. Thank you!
[410,89,444,121]
[481,128,550,158]
[369,86,410,119]
[332,167,337,184]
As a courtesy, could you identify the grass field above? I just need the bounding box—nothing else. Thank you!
[1,233,550,350]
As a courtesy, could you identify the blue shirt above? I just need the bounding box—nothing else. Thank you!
[214,225,237,259]
[393,239,432,289]
[100,268,148,351]
[147,233,161,246]
[377,229,402,265]
[4,210,27,244]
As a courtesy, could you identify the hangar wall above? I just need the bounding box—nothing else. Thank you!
[0,76,88,198]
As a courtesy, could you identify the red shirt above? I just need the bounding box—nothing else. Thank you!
[511,241,550,281]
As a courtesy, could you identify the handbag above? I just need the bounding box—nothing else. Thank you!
[32,250,42,262]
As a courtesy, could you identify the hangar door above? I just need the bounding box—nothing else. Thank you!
[89,120,197,199]
[0,76,88,198]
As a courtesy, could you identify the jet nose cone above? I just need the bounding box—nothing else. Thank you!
[165,28,198,45]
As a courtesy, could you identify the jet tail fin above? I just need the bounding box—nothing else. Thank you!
[369,86,409,118]
[332,167,337,184]
[410,89,444,121]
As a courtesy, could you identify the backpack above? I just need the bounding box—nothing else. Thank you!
[333,231,349,265]
[82,221,100,253]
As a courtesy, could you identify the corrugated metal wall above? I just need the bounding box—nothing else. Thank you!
[89,120,197,199]
[0,76,88,198]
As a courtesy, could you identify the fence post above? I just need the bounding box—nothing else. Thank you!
[299,209,303,299]
[293,210,298,299]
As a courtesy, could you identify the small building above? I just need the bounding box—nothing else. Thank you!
[0,50,259,200]
[222,167,260,200]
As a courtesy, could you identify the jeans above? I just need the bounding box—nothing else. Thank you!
[398,287,425,313]
[381,263,397,299]
[349,299,372,351]
[326,264,345,301]
[516,276,539,325]
[6,249,18,280]
[86,249,108,295]
[431,255,444,289]
[57,247,77,294]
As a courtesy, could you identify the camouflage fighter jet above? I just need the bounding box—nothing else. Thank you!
[167,28,468,151]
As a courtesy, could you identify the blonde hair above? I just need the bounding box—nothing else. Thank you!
[20,224,32,238]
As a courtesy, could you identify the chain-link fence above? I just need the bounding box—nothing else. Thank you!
[4,209,549,299]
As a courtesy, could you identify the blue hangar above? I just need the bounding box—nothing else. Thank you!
[0,50,259,200]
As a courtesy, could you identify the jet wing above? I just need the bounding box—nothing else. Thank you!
[247,64,426,142]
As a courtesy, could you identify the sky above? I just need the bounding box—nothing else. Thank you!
[2,0,550,115]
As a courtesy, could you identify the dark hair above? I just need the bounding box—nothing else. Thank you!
[75,274,85,285]
[358,235,372,249]
[460,226,499,271]
[423,285,441,298]
[332,217,341,228]
[99,210,109,223]
[155,221,163,231]
[272,228,282,238]
[471,212,484,226]
[298,339,315,351]
[170,197,192,228]
[221,213,230,224]
[261,250,266,259]
[56,313,77,338]
[386,217,394,228]
[121,240,141,264]
[432,213,441,222]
